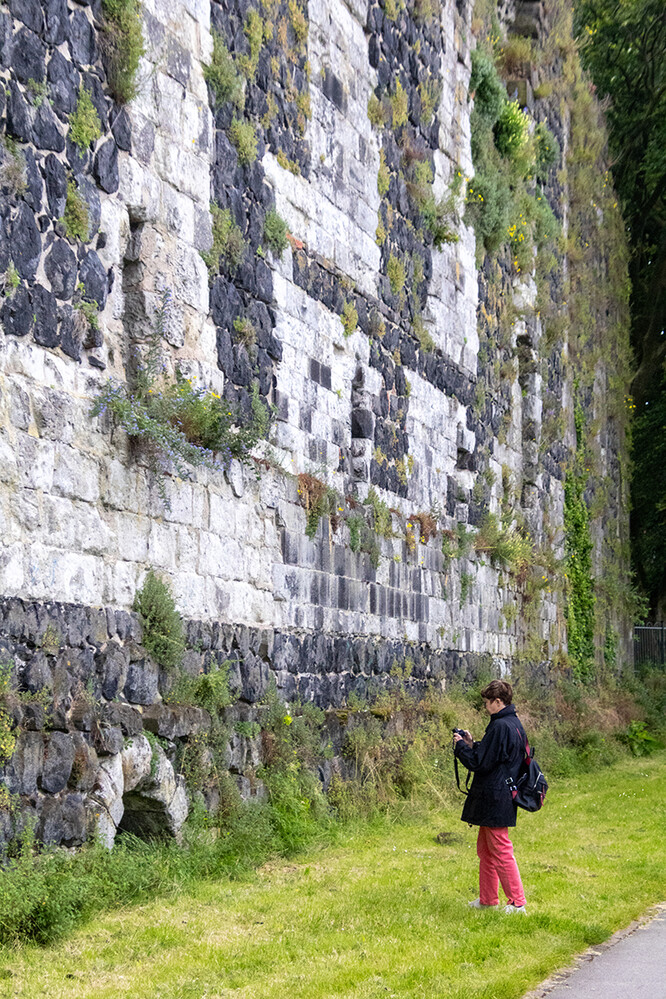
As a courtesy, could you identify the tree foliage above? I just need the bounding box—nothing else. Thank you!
[575,0,666,616]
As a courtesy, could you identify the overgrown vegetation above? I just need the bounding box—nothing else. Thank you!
[0,664,664,950]
[465,43,560,266]
[92,291,272,501]
[133,570,185,670]
[564,406,595,683]
[100,0,145,104]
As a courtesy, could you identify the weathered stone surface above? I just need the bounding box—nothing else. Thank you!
[90,752,124,837]
[5,731,44,795]
[11,27,46,84]
[9,0,44,33]
[69,9,97,66]
[23,148,43,212]
[111,108,132,151]
[44,0,70,46]
[120,733,152,792]
[32,284,60,348]
[33,101,65,152]
[94,139,119,193]
[124,657,160,704]
[41,730,75,793]
[23,651,53,694]
[70,731,98,791]
[95,642,129,700]
[10,203,42,280]
[43,153,68,219]
[100,701,143,736]
[45,240,78,300]
[5,80,33,143]
[120,744,188,839]
[78,250,107,308]
[47,48,80,118]
[142,703,211,740]
[92,724,123,756]
[1,287,34,338]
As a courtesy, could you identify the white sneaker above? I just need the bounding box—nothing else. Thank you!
[468,898,498,909]
[504,903,527,914]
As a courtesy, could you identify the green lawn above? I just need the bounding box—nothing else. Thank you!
[2,753,665,999]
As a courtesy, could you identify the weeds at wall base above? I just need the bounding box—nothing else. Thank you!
[1,665,662,947]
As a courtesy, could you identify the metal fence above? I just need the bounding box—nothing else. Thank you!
[634,624,666,666]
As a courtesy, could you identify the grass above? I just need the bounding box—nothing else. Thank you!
[3,752,665,997]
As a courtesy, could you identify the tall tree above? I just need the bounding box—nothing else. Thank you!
[575,0,666,616]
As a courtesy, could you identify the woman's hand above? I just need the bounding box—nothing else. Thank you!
[453,730,473,747]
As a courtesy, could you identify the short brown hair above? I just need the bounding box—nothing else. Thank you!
[480,679,513,705]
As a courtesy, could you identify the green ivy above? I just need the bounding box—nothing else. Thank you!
[564,405,596,682]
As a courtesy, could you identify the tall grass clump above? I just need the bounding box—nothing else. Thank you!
[101,0,145,104]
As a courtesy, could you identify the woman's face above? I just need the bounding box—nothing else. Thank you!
[483,697,505,715]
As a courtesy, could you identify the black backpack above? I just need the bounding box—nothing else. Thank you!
[505,735,548,812]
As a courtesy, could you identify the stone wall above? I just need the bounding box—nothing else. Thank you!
[0,0,631,847]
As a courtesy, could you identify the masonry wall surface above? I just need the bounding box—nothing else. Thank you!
[0,0,630,846]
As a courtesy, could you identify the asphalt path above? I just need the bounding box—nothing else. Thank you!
[524,904,666,999]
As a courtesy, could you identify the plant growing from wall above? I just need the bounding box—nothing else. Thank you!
[387,255,406,296]
[364,489,394,539]
[0,138,26,197]
[69,87,102,153]
[0,662,16,766]
[390,79,409,128]
[92,291,272,501]
[341,300,358,337]
[201,205,246,276]
[264,209,289,256]
[165,659,232,712]
[134,570,186,670]
[61,180,89,242]
[474,512,534,579]
[228,118,258,166]
[239,9,265,78]
[3,261,20,295]
[204,31,245,108]
[101,0,145,104]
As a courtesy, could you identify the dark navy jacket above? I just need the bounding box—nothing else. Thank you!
[453,705,527,827]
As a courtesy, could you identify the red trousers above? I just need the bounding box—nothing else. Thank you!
[477,826,525,907]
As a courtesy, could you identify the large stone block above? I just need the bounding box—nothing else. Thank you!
[142,703,211,740]
[5,730,44,795]
[40,731,75,793]
[124,656,160,704]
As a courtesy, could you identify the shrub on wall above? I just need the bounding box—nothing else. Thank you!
[134,570,186,670]
[204,32,245,108]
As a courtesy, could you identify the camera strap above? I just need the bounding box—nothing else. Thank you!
[454,754,472,795]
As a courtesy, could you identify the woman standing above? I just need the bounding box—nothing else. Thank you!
[453,679,528,914]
